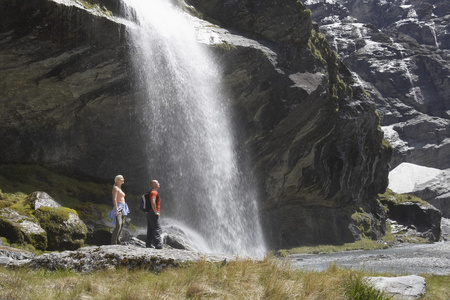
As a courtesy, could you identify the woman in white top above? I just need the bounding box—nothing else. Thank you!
[108,175,130,245]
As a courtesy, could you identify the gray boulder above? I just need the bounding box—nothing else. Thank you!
[381,199,441,242]
[0,208,47,250]
[21,245,237,272]
[162,225,199,252]
[29,191,62,210]
[34,207,88,251]
[366,275,426,300]
[441,218,450,240]
[389,163,450,218]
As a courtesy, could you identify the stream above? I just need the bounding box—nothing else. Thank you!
[289,241,450,275]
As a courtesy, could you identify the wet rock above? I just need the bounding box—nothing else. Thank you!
[366,275,426,300]
[163,228,198,252]
[0,0,391,250]
[200,2,391,249]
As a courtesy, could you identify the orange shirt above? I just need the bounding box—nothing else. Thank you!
[149,190,160,212]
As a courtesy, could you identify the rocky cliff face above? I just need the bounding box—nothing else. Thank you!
[0,0,391,249]
[303,0,450,170]
[0,0,147,184]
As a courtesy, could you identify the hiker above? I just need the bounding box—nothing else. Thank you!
[146,179,163,249]
[108,175,130,245]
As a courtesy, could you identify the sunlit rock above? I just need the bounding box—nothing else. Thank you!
[0,208,47,250]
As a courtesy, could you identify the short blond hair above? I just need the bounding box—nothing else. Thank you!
[114,175,124,185]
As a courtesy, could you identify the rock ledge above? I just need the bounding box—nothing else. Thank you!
[3,245,242,273]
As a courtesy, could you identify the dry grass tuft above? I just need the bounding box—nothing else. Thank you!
[0,256,448,299]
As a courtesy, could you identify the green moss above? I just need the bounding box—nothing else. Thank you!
[34,207,85,251]
[277,237,388,256]
[381,222,395,243]
[351,211,372,235]
[0,191,28,211]
[213,41,237,51]
[0,164,110,209]
[73,202,111,224]
[79,0,113,18]
[0,218,24,244]
[378,188,428,206]
[382,139,393,154]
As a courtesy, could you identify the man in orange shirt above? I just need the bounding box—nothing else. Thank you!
[146,179,163,249]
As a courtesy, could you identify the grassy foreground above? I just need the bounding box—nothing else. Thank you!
[1,255,449,300]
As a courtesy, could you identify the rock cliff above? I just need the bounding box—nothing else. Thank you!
[0,0,391,249]
[302,0,450,226]
[303,0,450,170]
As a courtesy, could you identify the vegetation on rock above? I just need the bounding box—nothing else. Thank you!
[34,206,86,251]
[0,164,119,251]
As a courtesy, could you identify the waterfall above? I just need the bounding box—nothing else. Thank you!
[120,0,266,257]
[430,22,440,49]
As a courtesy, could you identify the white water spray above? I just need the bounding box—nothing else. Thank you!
[121,0,266,257]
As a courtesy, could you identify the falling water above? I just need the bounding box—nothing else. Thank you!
[429,22,440,49]
[120,0,266,257]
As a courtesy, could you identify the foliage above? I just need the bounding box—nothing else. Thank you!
[0,190,28,211]
[423,275,450,300]
[351,211,373,236]
[342,273,392,300]
[2,255,447,299]
[34,207,86,251]
[276,237,388,256]
[0,164,111,209]
[79,0,113,17]
[378,188,429,206]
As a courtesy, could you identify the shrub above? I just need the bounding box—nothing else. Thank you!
[343,274,392,300]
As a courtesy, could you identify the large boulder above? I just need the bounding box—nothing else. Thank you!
[366,275,426,300]
[389,163,450,218]
[34,207,88,250]
[29,191,62,210]
[380,195,442,242]
[0,208,47,250]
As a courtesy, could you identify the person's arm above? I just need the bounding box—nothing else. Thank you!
[150,196,159,216]
[113,187,119,216]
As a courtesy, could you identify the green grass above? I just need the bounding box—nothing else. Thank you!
[0,164,110,208]
[0,256,447,299]
[0,164,116,224]
[379,188,429,206]
[277,237,389,256]
[343,273,391,300]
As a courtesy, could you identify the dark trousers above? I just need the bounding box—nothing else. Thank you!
[146,212,162,248]
[111,212,124,245]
